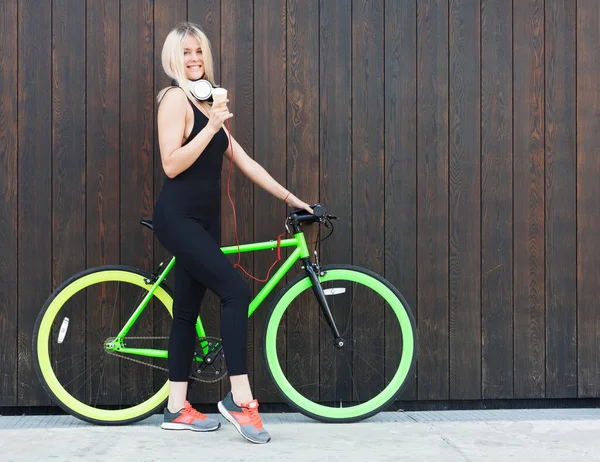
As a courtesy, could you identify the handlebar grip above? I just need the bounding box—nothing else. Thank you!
[289,203,325,225]
[311,203,325,219]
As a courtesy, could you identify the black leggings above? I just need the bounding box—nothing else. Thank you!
[154,216,250,381]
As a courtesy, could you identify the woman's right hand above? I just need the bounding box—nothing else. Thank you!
[206,100,233,134]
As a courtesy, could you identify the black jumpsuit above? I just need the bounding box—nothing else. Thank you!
[153,88,250,381]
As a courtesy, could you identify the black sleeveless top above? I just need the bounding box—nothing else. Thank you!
[154,88,229,225]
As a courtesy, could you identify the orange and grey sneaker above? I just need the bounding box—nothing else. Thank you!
[161,400,221,432]
[217,392,271,444]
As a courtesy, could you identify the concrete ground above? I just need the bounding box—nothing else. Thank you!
[1,408,600,461]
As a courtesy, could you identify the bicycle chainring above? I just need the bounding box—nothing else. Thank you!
[190,336,228,383]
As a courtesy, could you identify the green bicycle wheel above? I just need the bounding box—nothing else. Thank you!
[263,264,416,423]
[33,266,174,425]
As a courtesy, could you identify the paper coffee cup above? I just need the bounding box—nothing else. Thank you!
[212,87,227,103]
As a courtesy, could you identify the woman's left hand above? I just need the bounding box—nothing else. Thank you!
[285,193,314,214]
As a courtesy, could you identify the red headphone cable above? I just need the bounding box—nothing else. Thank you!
[224,119,286,283]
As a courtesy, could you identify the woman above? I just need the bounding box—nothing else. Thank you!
[153,22,313,444]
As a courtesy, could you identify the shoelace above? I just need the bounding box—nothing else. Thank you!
[241,401,264,429]
[182,402,206,420]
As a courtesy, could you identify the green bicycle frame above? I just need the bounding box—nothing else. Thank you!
[106,233,311,359]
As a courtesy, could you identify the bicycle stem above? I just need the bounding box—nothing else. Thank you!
[301,257,343,343]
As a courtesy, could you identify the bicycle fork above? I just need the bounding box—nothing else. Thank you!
[301,255,345,348]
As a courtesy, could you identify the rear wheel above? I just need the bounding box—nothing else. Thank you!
[33,266,174,425]
[263,264,417,423]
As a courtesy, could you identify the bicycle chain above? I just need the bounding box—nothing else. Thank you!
[103,336,225,383]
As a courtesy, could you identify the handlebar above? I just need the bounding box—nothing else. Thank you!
[287,203,338,234]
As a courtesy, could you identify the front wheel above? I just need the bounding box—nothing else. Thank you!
[263,264,417,423]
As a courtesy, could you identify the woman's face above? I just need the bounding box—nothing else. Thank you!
[183,34,204,81]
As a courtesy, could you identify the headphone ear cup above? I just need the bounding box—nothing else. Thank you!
[189,79,213,101]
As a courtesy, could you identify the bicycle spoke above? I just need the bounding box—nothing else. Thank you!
[107,282,120,336]
[72,356,109,399]
[52,350,89,365]
[341,348,361,404]
[353,352,388,383]
[93,352,110,407]
[60,355,107,390]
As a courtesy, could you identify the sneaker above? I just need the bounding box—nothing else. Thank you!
[217,392,271,444]
[161,400,221,432]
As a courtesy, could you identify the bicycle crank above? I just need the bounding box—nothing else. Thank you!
[190,336,228,383]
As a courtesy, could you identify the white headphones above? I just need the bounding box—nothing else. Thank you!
[171,78,219,101]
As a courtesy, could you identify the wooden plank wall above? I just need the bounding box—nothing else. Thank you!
[1,0,598,406]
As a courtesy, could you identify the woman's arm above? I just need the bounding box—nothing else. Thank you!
[157,88,232,178]
[223,129,313,214]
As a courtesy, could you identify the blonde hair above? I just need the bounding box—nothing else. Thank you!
[156,22,216,111]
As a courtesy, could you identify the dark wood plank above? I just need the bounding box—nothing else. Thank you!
[52,0,87,403]
[220,0,254,393]
[577,0,600,398]
[86,6,120,278]
[351,0,385,402]
[17,0,52,406]
[544,0,577,399]
[480,0,513,399]
[120,0,155,405]
[286,0,320,402]
[0,0,18,406]
[448,0,481,400]
[153,0,189,401]
[416,0,449,400]
[320,0,352,403]
[87,0,121,406]
[188,0,220,82]
[252,0,287,403]
[384,0,417,402]
[513,0,545,399]
[287,0,320,257]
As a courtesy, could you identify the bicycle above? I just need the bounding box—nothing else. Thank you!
[33,203,417,425]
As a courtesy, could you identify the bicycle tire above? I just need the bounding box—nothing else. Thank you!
[32,265,174,425]
[263,264,417,423]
